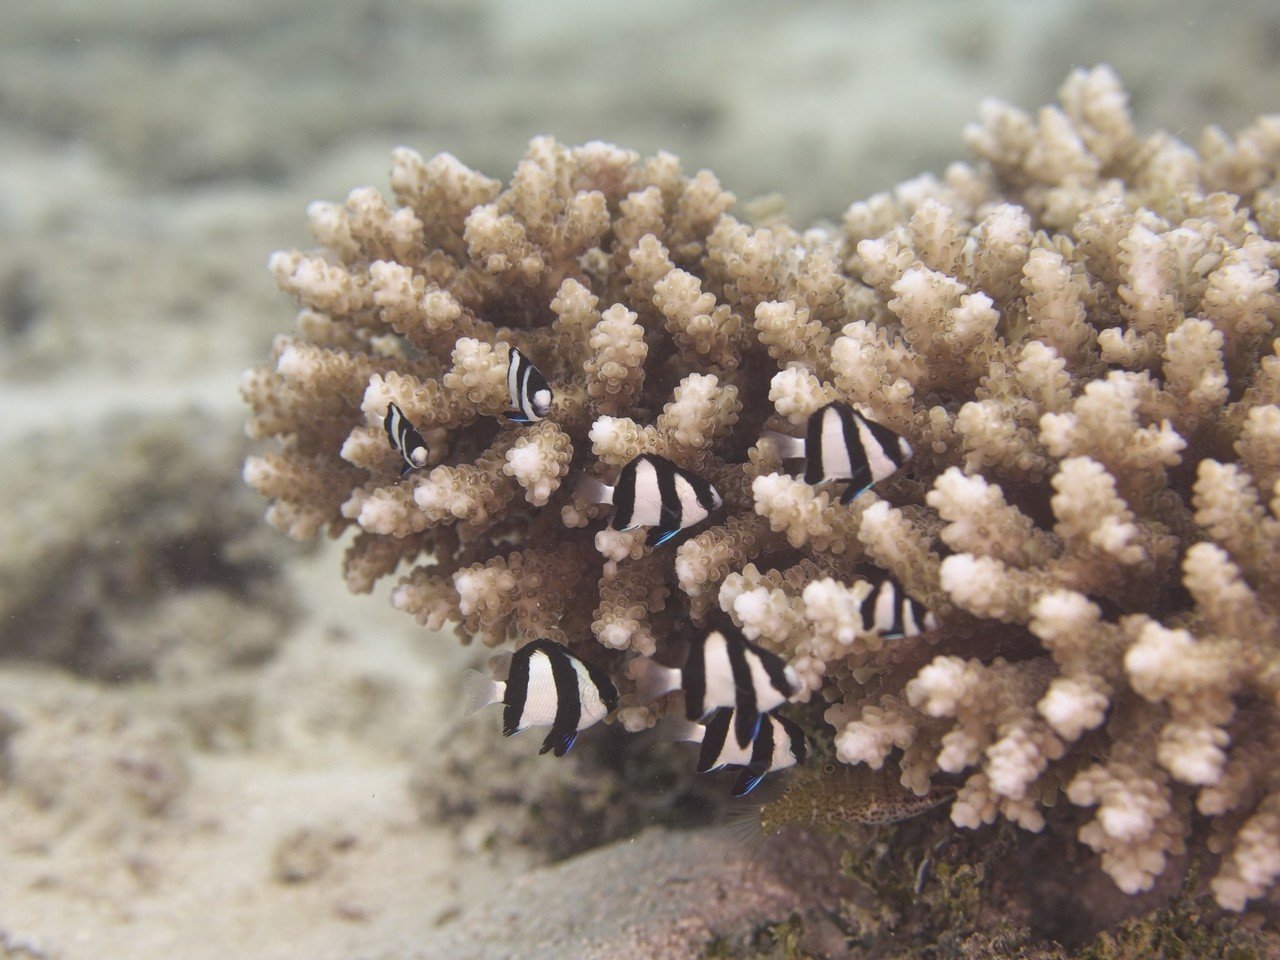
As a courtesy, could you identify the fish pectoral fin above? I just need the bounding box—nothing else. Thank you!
[504,411,532,424]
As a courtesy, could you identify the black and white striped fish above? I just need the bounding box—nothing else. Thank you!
[464,639,618,757]
[669,707,808,796]
[860,578,939,639]
[629,624,800,748]
[577,453,723,548]
[505,346,553,423]
[764,401,912,503]
[384,402,430,475]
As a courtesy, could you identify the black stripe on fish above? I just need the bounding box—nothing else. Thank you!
[726,633,762,749]
[682,630,708,724]
[801,401,911,503]
[732,715,808,797]
[384,402,430,475]
[748,710,776,769]
[731,718,777,797]
[610,454,640,531]
[697,707,734,774]
[502,644,531,738]
[541,640,582,757]
[505,346,553,423]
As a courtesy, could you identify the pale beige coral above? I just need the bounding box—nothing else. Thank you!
[244,66,1280,910]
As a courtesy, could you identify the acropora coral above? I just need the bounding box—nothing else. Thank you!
[242,66,1280,910]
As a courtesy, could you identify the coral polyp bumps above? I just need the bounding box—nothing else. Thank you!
[242,66,1280,910]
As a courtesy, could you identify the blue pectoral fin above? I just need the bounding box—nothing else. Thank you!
[504,411,532,424]
[646,526,680,548]
[731,769,766,797]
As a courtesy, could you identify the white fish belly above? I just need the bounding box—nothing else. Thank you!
[769,727,800,771]
[573,661,608,729]
[856,418,899,483]
[745,650,787,713]
[671,474,709,528]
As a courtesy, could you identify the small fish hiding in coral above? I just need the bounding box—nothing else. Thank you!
[667,706,808,796]
[629,623,801,748]
[577,453,723,548]
[764,401,912,503]
[753,763,954,837]
[504,346,553,423]
[861,577,939,639]
[383,402,430,475]
[464,638,618,757]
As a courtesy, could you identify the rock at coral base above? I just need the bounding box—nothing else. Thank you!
[411,826,846,960]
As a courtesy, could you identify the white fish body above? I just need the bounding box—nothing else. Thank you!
[803,402,913,503]
[505,346,553,423]
[384,402,430,474]
[610,453,722,548]
[464,639,618,757]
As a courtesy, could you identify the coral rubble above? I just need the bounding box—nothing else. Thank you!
[243,66,1280,909]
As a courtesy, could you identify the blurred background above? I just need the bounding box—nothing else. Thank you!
[1,1,1277,957]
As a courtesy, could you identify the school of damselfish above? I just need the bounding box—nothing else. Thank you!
[384,347,936,797]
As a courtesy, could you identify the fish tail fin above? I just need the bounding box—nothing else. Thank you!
[626,658,681,703]
[575,474,614,506]
[759,431,805,460]
[462,670,503,717]
[653,715,703,745]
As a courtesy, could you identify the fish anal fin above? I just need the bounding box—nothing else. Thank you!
[541,730,578,757]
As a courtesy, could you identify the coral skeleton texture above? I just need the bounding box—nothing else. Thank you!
[243,67,1280,909]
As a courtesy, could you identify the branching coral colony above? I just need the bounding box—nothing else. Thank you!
[242,66,1280,910]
